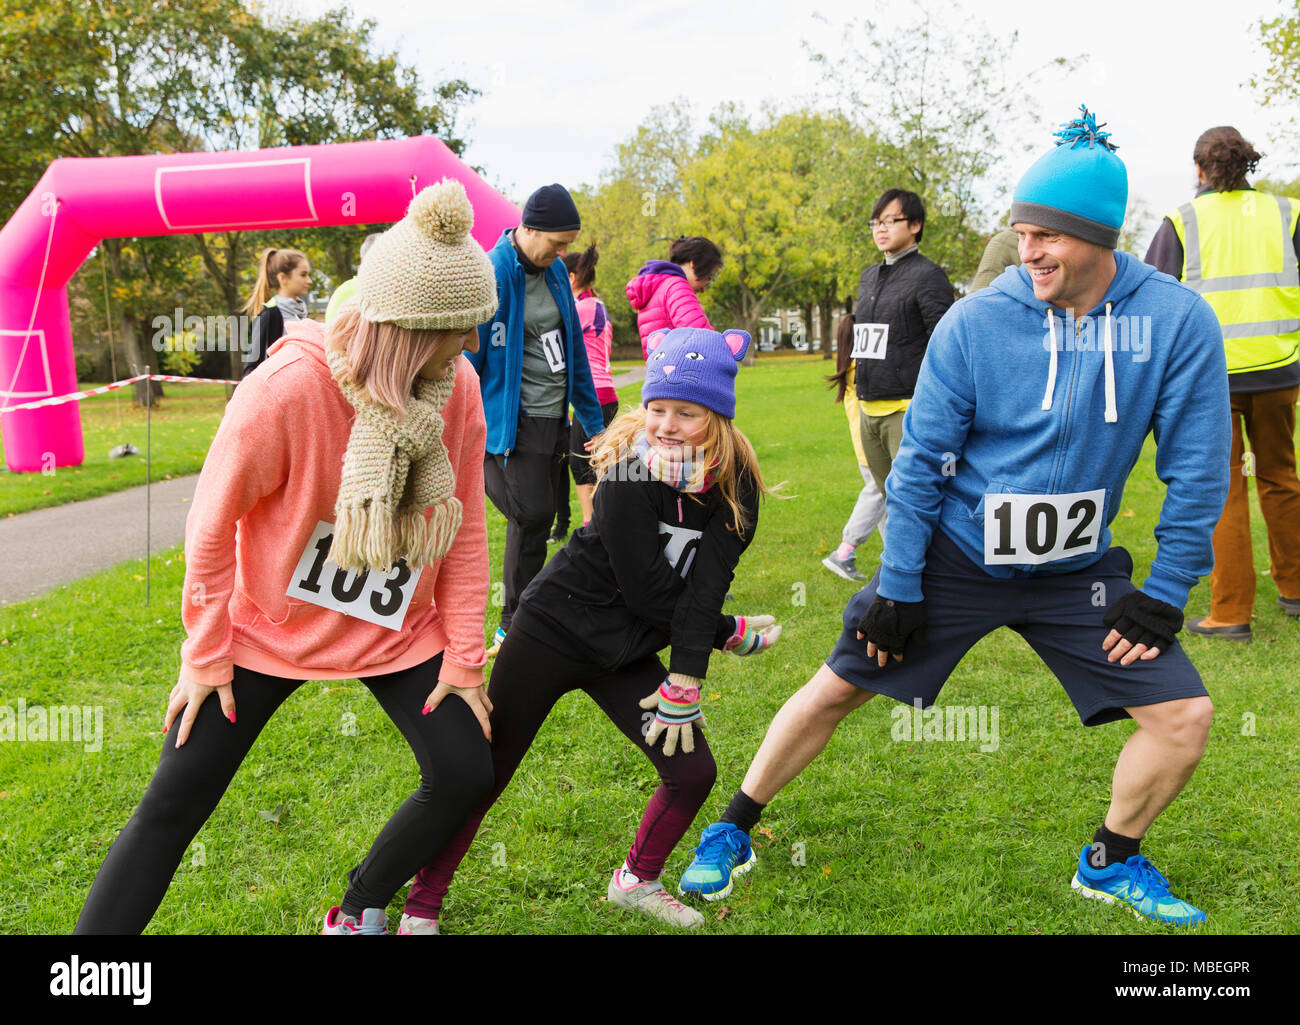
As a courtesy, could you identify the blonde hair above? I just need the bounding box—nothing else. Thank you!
[243,247,308,315]
[325,305,459,416]
[591,406,767,537]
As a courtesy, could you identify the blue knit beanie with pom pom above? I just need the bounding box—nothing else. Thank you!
[1010,106,1128,249]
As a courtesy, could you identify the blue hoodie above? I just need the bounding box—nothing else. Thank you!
[878,250,1230,610]
[469,230,604,455]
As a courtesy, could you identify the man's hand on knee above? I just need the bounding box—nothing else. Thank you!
[856,596,926,668]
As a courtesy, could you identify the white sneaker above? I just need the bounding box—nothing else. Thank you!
[320,906,388,935]
[397,913,440,935]
[607,870,704,929]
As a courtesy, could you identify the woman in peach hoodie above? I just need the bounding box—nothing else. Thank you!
[75,181,499,935]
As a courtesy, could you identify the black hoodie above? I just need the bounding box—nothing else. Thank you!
[516,455,759,678]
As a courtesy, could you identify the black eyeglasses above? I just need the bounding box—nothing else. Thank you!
[869,216,911,230]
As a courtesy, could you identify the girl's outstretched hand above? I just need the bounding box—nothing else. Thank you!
[639,675,705,757]
[424,678,494,742]
[165,670,236,749]
[724,614,782,655]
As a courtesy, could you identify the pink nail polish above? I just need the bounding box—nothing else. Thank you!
[227,711,236,724]
[422,705,431,716]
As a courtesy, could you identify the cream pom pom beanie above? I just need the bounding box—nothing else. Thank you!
[358,179,498,329]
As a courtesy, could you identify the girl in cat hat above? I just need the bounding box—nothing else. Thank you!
[399,325,781,931]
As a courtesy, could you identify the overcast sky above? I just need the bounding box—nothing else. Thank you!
[293,0,1296,249]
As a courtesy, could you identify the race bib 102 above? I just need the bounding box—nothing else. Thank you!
[540,328,566,372]
[852,322,889,360]
[983,489,1105,566]
[285,521,423,630]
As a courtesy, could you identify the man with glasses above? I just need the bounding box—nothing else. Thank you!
[852,190,955,502]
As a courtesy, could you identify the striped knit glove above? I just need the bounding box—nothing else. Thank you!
[638,674,705,756]
[724,614,782,656]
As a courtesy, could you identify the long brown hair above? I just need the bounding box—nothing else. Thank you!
[826,313,856,403]
[1194,127,1262,193]
[242,247,308,315]
[590,406,767,538]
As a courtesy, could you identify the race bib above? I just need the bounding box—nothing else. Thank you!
[983,489,1105,566]
[658,521,703,579]
[540,329,566,372]
[852,322,888,360]
[285,521,424,630]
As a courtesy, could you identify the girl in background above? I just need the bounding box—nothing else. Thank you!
[563,244,618,526]
[242,247,311,379]
[625,236,722,358]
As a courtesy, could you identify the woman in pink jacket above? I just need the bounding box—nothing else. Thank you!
[625,236,722,358]
[75,180,499,936]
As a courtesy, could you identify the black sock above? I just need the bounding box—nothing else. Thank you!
[1089,824,1141,869]
[720,789,765,834]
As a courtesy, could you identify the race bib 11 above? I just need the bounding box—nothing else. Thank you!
[285,521,423,630]
[540,329,566,372]
[852,322,889,360]
[983,489,1105,566]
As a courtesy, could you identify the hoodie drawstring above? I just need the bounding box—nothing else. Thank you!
[1042,308,1059,412]
[1043,305,1117,424]
[677,495,683,522]
[1103,302,1117,424]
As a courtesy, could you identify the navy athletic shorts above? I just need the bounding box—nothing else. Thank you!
[826,530,1209,726]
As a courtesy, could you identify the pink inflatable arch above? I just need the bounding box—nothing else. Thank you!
[0,136,520,472]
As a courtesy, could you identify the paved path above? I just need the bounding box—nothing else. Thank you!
[0,474,199,606]
[0,367,647,607]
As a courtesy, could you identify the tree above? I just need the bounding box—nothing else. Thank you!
[0,1,478,388]
[682,106,838,342]
[805,1,1072,288]
[1252,1,1300,133]
[571,101,694,350]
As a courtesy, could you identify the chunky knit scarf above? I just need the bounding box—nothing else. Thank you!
[633,430,715,493]
[325,347,461,572]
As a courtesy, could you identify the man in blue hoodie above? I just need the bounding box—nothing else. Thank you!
[681,109,1231,927]
[469,184,605,654]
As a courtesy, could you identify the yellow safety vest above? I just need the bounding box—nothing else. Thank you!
[1168,190,1300,375]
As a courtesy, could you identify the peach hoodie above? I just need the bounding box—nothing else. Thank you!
[179,319,489,689]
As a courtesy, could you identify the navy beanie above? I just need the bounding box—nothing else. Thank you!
[1010,106,1127,249]
[521,183,581,232]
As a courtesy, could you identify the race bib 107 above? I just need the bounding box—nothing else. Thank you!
[983,489,1105,566]
[285,521,423,630]
[852,322,888,360]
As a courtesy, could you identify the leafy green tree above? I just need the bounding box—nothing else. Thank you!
[1252,1,1300,131]
[806,1,1071,287]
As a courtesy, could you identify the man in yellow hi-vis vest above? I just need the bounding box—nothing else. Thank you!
[1146,126,1300,641]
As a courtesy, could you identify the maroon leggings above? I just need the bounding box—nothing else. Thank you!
[404,611,717,920]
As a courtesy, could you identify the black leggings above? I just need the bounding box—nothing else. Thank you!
[404,611,718,918]
[74,656,492,934]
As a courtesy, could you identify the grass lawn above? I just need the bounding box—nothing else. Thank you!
[0,383,230,517]
[1,355,1297,935]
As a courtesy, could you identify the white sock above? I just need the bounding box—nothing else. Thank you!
[615,863,644,889]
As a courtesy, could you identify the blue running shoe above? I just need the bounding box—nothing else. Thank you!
[679,822,757,902]
[1071,845,1207,927]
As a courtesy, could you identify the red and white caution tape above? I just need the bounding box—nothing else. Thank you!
[0,374,239,414]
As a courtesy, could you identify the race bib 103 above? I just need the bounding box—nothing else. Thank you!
[983,489,1105,566]
[285,521,423,630]
[852,322,889,360]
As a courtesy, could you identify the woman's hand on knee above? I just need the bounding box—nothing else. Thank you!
[165,671,235,749]
[424,678,493,742]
